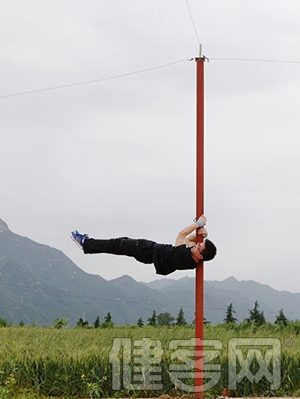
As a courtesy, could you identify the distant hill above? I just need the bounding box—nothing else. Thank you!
[205,277,300,323]
[1,218,300,326]
[142,276,300,324]
[0,219,195,325]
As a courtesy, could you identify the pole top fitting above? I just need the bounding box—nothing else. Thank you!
[194,44,209,62]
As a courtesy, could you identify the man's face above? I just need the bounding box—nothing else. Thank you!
[190,242,205,263]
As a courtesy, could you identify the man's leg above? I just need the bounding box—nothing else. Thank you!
[83,237,155,264]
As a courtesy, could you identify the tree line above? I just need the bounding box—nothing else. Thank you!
[72,300,291,329]
[74,307,189,329]
[0,307,189,329]
[0,301,291,328]
[223,300,289,327]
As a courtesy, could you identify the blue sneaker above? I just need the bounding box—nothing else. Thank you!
[70,230,89,250]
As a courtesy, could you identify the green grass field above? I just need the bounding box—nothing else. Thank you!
[1,322,300,398]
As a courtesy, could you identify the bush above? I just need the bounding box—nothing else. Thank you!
[0,317,9,327]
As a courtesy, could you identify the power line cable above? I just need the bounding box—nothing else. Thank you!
[1,56,300,101]
[0,59,192,100]
[185,0,201,46]
[210,57,300,65]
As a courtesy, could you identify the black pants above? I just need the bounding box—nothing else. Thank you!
[83,237,155,264]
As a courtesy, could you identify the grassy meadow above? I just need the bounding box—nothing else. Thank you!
[1,322,300,398]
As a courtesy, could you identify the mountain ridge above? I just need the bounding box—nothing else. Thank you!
[1,218,299,325]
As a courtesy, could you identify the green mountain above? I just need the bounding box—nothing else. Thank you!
[1,218,300,326]
[0,219,194,325]
[143,276,300,324]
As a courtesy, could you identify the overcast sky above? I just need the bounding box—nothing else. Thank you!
[1,1,300,293]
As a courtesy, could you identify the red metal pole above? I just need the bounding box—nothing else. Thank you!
[195,57,205,398]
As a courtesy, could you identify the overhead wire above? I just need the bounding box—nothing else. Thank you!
[0,59,192,100]
[1,0,300,101]
[184,0,300,65]
[1,56,300,101]
[185,0,201,46]
[210,57,300,65]
[0,1,204,102]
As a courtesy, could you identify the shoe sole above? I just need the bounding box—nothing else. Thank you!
[70,231,84,250]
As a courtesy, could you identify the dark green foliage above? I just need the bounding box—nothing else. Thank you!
[147,310,157,326]
[94,315,101,328]
[275,308,289,327]
[175,307,187,326]
[0,317,9,327]
[101,313,114,328]
[157,312,175,327]
[247,300,266,326]
[53,318,68,329]
[223,303,238,324]
[77,318,89,327]
[104,312,112,322]
[192,317,211,326]
[101,321,114,329]
[137,317,144,327]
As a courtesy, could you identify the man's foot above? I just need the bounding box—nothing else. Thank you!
[70,230,89,250]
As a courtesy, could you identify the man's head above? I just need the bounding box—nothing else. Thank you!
[190,239,217,263]
[201,239,217,261]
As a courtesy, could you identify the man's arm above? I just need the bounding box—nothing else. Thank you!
[185,227,208,246]
[186,231,197,247]
[175,215,207,247]
[175,222,200,247]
